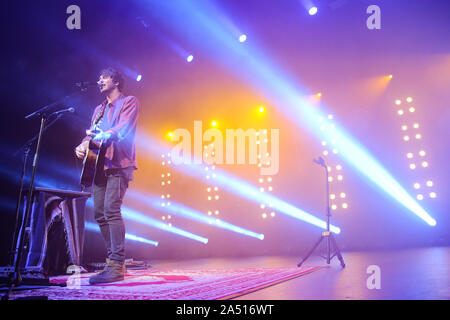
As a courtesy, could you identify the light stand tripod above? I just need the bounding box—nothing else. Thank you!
[297,156,345,268]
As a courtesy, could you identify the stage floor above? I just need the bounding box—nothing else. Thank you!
[5,246,449,300]
[149,246,449,300]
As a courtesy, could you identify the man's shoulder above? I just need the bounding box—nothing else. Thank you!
[94,104,103,112]
[124,95,139,103]
[123,95,140,108]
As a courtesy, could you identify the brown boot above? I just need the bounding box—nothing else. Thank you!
[89,260,125,285]
[94,258,112,275]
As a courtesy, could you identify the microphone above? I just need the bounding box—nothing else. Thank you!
[75,81,101,89]
[313,156,326,167]
[51,107,75,116]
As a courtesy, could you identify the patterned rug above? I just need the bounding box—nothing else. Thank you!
[10,266,320,300]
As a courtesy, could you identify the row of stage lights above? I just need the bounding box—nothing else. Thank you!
[183,34,247,64]
[166,115,278,223]
[255,129,277,219]
[136,3,319,76]
[165,129,223,226]
[160,153,173,227]
[133,34,253,76]
[204,142,221,225]
[177,1,317,65]
[394,97,436,201]
[317,94,349,211]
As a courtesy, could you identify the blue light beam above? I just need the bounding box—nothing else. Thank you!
[128,190,265,240]
[122,206,209,244]
[85,221,159,246]
[86,199,208,244]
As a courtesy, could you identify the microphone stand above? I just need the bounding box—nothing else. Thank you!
[297,157,345,268]
[8,114,64,266]
[1,93,83,300]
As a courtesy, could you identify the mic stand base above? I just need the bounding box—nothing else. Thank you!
[0,271,66,301]
[297,231,345,268]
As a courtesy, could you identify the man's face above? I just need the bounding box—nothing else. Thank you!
[98,74,118,93]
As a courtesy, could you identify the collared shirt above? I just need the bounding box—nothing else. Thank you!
[83,94,140,177]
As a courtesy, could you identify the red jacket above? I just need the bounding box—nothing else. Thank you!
[83,94,139,171]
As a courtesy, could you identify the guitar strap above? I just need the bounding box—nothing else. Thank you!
[92,105,106,128]
[81,97,127,186]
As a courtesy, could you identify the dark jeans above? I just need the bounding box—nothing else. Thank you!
[93,167,131,264]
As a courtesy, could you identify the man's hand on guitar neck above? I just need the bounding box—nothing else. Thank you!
[86,129,112,141]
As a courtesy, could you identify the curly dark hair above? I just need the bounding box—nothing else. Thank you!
[99,67,125,92]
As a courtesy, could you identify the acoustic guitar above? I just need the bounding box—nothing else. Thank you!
[80,108,106,190]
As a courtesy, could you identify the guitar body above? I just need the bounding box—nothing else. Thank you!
[79,102,114,189]
[80,139,104,189]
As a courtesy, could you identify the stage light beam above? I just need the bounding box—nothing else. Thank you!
[128,191,265,240]
[85,222,159,247]
[137,138,343,234]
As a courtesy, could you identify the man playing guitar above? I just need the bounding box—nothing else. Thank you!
[75,67,140,284]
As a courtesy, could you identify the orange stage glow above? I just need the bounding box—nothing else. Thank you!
[352,74,393,101]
